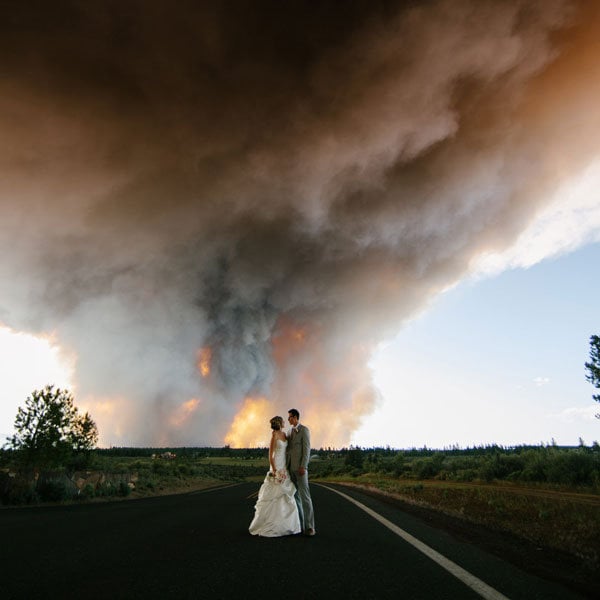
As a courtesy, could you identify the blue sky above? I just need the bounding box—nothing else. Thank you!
[353,242,600,448]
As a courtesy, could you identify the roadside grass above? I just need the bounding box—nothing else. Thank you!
[321,473,600,569]
[128,456,269,494]
[131,476,225,498]
[1,453,270,506]
[196,456,268,468]
[111,456,268,492]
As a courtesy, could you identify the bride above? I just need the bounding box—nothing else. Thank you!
[249,416,301,537]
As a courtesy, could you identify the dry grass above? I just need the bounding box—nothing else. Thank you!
[130,476,226,499]
[196,456,268,467]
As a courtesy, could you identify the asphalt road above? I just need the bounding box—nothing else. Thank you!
[0,482,587,599]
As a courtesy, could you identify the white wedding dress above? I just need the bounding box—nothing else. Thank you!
[249,439,301,537]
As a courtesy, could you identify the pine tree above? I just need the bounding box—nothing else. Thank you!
[584,335,600,419]
[6,385,98,467]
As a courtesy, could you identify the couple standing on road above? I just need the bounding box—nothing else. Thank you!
[248,408,316,537]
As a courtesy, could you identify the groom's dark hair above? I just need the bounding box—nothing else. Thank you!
[288,408,300,419]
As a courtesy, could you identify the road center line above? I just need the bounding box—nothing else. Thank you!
[319,484,510,600]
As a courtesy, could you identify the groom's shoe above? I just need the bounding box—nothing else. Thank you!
[305,528,316,536]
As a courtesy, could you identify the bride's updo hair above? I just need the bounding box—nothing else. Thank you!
[270,416,284,431]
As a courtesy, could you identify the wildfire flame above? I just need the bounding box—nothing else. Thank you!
[224,397,275,448]
[169,398,201,428]
[222,315,379,449]
[197,347,212,378]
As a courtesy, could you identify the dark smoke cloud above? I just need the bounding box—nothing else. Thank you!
[1,0,598,446]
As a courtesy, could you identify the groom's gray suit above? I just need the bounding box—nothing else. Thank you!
[286,423,315,532]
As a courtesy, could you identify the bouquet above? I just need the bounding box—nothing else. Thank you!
[268,469,288,484]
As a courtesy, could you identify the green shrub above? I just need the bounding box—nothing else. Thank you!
[65,451,95,471]
[392,453,405,476]
[137,477,156,491]
[411,454,445,479]
[152,460,170,475]
[344,448,364,470]
[452,468,477,482]
[177,464,190,476]
[519,450,548,482]
[81,483,95,499]
[96,481,115,497]
[479,453,524,482]
[545,450,599,486]
[314,463,333,478]
[364,453,381,470]
[118,481,131,497]
[37,479,72,502]
[2,477,38,505]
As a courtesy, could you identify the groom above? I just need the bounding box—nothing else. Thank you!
[287,408,315,536]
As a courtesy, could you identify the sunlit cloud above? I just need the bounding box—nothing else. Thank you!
[0,324,75,439]
[549,406,598,422]
[533,376,550,387]
[473,160,600,276]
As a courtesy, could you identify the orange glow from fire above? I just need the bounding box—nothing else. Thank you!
[271,318,310,366]
[220,314,379,449]
[224,397,275,447]
[292,329,305,342]
[169,398,201,428]
[79,394,134,447]
[197,347,212,378]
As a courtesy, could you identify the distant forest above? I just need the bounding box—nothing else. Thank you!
[2,441,599,506]
[90,442,600,487]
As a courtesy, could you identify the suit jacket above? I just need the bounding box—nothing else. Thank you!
[287,423,311,472]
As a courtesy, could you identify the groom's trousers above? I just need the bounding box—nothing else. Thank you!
[290,470,315,531]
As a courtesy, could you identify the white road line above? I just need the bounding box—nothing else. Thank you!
[319,484,510,600]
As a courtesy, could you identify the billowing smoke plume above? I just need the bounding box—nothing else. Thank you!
[1,0,599,446]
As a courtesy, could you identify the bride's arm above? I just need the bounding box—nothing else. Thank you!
[269,431,276,472]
